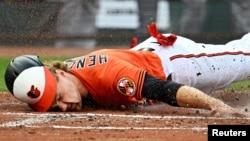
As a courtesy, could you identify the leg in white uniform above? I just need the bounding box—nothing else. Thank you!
[171,33,250,93]
[132,33,250,93]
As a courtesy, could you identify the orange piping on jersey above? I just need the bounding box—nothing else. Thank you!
[170,51,250,61]
[136,70,146,100]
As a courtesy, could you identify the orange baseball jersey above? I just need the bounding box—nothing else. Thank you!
[65,49,167,107]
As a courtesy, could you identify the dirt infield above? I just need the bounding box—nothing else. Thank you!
[0,46,250,141]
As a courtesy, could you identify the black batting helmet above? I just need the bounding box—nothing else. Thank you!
[4,55,44,94]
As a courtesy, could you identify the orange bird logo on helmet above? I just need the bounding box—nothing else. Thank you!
[27,85,41,98]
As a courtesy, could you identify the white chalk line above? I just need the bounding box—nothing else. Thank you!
[2,112,249,119]
[51,125,208,131]
[0,112,249,131]
[21,125,207,131]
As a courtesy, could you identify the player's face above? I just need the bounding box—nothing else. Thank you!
[50,71,82,112]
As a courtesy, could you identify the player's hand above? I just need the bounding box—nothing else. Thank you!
[210,103,248,118]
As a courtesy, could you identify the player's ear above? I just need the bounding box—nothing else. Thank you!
[55,69,65,77]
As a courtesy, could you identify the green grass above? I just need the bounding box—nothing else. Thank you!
[1,56,250,92]
[0,58,11,91]
[225,80,250,91]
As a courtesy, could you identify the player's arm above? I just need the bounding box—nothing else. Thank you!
[142,74,246,117]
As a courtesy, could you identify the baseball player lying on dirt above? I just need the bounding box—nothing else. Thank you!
[4,23,250,117]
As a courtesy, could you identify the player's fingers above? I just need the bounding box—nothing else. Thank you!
[210,110,221,117]
[210,108,248,118]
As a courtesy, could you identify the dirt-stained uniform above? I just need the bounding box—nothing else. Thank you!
[5,22,250,115]
[64,22,250,108]
[132,28,250,93]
